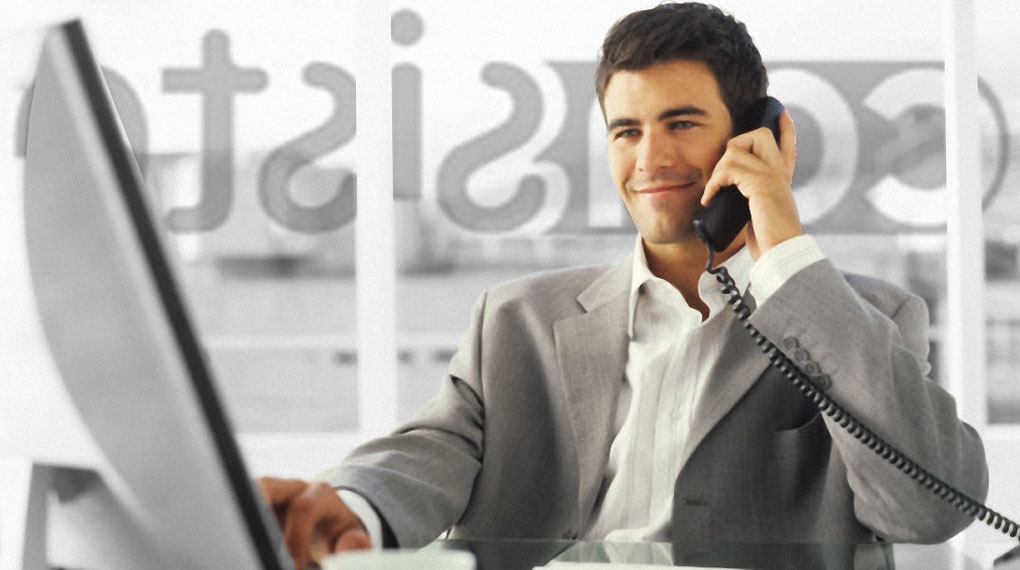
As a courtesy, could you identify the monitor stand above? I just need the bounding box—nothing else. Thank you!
[13,463,165,570]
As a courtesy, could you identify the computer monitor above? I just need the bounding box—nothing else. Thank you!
[15,19,292,569]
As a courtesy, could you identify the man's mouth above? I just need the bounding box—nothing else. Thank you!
[632,181,697,194]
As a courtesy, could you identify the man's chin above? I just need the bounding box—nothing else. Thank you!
[639,226,701,246]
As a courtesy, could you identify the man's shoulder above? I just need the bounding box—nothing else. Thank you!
[475,261,630,326]
[841,270,922,317]
[486,264,616,307]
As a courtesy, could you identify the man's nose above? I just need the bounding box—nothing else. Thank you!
[635,131,679,174]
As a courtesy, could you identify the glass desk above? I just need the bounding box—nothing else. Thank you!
[418,538,1020,570]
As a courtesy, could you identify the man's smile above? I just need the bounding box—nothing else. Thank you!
[632,182,698,194]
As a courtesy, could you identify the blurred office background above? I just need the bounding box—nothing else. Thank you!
[1,0,1019,548]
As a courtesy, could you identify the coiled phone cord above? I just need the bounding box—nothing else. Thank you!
[705,248,1020,540]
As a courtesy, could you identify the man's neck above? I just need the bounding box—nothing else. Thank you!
[642,233,745,320]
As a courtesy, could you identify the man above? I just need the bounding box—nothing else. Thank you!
[259,3,988,567]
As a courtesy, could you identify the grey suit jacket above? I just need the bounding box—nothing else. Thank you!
[322,255,988,547]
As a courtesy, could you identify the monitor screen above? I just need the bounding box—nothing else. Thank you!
[18,19,290,570]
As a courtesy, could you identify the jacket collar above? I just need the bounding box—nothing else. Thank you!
[626,237,754,338]
[576,254,633,313]
[554,255,632,528]
[556,250,771,527]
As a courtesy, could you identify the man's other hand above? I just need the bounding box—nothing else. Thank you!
[256,477,372,568]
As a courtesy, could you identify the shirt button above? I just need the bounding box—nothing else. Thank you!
[794,347,811,363]
[782,337,799,351]
[802,361,821,375]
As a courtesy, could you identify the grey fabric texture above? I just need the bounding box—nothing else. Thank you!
[320,255,987,547]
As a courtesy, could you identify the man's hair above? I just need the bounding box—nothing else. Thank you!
[595,2,768,130]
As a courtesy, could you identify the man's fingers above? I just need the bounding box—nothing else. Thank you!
[257,477,310,506]
[316,500,372,553]
[280,483,333,566]
[726,114,792,172]
[778,110,797,171]
[281,482,365,567]
[256,478,371,568]
[335,527,373,551]
[702,150,769,205]
[702,110,797,209]
[256,477,309,528]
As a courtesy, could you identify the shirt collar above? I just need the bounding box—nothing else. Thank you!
[627,235,753,338]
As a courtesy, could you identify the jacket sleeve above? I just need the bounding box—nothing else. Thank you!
[747,258,989,542]
[318,292,490,547]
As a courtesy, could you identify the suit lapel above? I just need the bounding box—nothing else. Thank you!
[678,303,771,470]
[551,252,774,522]
[553,256,631,520]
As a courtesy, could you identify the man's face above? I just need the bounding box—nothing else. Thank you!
[603,59,734,245]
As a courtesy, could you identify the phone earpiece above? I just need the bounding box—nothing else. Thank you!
[694,96,785,252]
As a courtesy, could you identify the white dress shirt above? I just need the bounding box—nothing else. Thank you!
[339,234,825,546]
[584,234,824,541]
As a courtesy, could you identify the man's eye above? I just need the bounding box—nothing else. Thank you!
[613,129,639,140]
[670,120,696,130]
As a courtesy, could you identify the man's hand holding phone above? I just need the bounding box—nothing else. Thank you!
[257,477,372,568]
[701,109,800,260]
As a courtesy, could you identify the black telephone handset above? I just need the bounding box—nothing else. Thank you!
[693,96,786,252]
[695,99,1020,548]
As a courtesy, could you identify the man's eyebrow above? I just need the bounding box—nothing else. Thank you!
[606,106,710,132]
[606,117,638,132]
[659,105,709,121]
